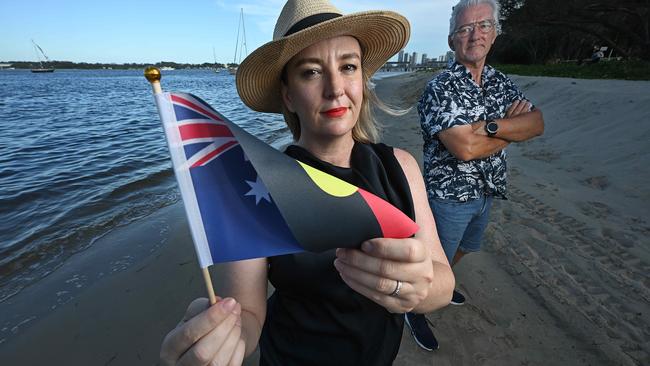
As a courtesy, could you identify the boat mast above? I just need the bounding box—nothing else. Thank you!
[239,9,247,64]
[233,8,242,65]
[32,39,51,68]
[232,8,247,65]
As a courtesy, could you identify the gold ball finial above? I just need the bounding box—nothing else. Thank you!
[144,67,161,83]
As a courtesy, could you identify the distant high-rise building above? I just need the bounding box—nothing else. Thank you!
[403,53,409,64]
[398,50,404,63]
[446,51,455,62]
[411,52,418,66]
[421,54,428,64]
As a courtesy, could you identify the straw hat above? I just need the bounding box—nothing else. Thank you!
[236,0,410,113]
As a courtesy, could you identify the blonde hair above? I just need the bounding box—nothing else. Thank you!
[281,71,405,143]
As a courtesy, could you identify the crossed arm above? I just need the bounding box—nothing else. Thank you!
[439,100,545,161]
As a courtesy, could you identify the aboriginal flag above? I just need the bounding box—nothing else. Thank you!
[153,92,418,267]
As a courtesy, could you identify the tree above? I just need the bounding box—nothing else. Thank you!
[491,0,650,63]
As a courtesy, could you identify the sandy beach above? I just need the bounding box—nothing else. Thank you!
[0,72,648,365]
[379,72,650,366]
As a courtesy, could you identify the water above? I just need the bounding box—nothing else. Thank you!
[0,69,291,303]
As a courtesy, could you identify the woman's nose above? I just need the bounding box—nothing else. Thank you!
[324,73,344,99]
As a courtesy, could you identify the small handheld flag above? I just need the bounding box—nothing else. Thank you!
[145,67,418,269]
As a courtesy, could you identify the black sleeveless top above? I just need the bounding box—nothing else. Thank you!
[258,142,415,366]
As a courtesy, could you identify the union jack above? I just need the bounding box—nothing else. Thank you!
[170,93,239,168]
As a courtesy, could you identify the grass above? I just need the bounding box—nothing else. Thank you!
[493,60,650,80]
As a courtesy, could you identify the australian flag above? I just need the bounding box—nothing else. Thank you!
[153,90,419,268]
[156,92,303,266]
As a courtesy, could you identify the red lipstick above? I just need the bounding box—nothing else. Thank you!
[323,107,348,118]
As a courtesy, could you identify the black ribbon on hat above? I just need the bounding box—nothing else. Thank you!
[284,13,342,36]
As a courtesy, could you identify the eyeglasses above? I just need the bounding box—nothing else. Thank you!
[453,20,495,37]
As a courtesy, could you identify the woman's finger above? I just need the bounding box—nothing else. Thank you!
[228,339,246,366]
[338,271,412,312]
[178,298,218,326]
[161,298,239,364]
[208,317,242,366]
[334,256,417,285]
[360,238,427,262]
[177,303,240,366]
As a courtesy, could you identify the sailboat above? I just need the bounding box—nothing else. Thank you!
[31,40,54,73]
[213,47,222,73]
[228,8,247,75]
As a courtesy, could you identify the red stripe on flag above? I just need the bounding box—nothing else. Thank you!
[179,123,234,140]
[172,95,224,122]
[191,140,239,168]
[357,189,419,238]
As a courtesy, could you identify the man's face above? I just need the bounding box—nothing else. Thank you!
[448,3,497,67]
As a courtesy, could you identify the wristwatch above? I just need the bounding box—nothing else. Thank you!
[484,120,499,137]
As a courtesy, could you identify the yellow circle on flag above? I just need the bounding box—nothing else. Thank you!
[298,162,357,197]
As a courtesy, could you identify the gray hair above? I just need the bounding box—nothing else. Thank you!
[449,0,501,36]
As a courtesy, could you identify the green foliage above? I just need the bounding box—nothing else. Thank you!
[492,0,650,63]
[493,60,650,80]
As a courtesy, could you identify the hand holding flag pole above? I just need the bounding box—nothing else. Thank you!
[145,67,218,305]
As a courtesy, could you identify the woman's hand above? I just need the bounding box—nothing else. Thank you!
[160,297,246,366]
[334,237,434,313]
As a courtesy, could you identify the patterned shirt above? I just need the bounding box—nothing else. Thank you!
[418,61,528,202]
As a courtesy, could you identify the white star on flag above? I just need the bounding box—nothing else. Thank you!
[245,176,272,205]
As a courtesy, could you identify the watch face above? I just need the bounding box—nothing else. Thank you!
[487,122,498,134]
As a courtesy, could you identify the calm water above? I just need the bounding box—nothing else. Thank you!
[0,69,291,303]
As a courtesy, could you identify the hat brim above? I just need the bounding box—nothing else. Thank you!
[236,11,410,113]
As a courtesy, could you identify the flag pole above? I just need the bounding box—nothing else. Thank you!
[202,267,217,305]
[144,66,218,305]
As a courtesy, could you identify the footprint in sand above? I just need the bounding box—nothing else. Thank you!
[522,149,560,162]
[489,186,650,363]
[564,166,583,173]
[580,175,609,190]
[576,200,613,219]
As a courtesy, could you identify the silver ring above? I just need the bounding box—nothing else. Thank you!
[389,280,402,297]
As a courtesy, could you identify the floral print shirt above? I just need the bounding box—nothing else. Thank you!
[418,61,529,202]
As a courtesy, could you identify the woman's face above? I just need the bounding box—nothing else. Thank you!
[281,36,363,144]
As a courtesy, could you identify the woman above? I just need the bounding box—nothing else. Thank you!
[160,1,454,365]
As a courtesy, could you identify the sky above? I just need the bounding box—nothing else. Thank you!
[1,0,458,64]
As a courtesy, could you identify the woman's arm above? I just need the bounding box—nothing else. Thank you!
[392,148,455,312]
[215,258,269,358]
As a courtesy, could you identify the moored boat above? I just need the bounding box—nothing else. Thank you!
[31,40,55,73]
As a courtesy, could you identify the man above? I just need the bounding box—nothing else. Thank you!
[404,0,544,351]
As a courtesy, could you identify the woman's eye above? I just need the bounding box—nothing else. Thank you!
[342,64,358,73]
[301,69,321,78]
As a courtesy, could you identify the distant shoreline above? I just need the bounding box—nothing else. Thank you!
[0,61,231,70]
[3,59,647,80]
